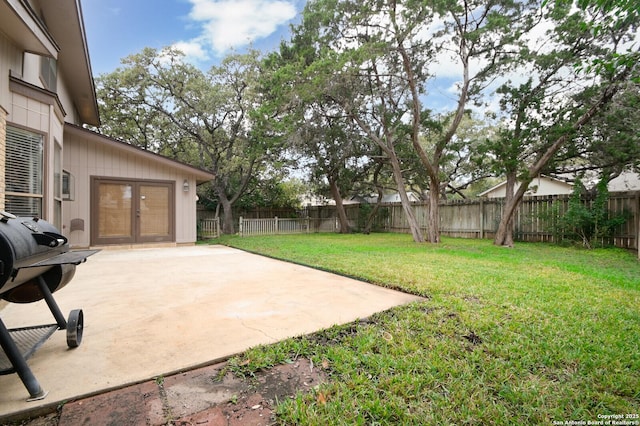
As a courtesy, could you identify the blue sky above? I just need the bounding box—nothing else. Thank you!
[80,0,469,113]
[82,0,306,76]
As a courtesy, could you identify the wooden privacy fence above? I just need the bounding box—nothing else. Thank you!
[198,191,639,252]
[382,191,639,249]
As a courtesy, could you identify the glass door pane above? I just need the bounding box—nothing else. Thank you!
[97,182,133,242]
[138,184,170,240]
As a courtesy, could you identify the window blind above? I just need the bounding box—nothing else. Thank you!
[5,126,43,216]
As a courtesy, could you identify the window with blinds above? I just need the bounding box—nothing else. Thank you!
[5,126,44,216]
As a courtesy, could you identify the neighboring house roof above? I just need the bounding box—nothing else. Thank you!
[65,123,215,183]
[348,192,421,204]
[479,175,574,198]
[328,200,360,206]
[559,170,640,193]
[607,171,640,192]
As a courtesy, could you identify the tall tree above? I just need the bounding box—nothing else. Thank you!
[262,0,429,242]
[96,47,270,234]
[292,104,371,233]
[488,0,638,246]
[573,0,640,79]
[398,0,539,242]
[277,0,539,243]
[260,15,386,235]
[95,63,194,161]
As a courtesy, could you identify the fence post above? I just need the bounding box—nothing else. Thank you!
[239,216,244,237]
[479,198,484,239]
[636,193,639,260]
[306,217,310,233]
[275,216,279,234]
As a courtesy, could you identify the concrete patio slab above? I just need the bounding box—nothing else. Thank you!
[0,245,422,420]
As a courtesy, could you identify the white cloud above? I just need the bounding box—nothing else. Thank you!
[171,39,211,63]
[184,0,297,56]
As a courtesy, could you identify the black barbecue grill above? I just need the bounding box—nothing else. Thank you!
[0,211,98,401]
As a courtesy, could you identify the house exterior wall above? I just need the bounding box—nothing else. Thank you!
[7,83,64,225]
[1,31,71,226]
[1,34,82,227]
[0,106,6,211]
[483,177,574,198]
[63,131,200,248]
[0,32,23,110]
[21,52,41,86]
[2,3,207,246]
[0,33,22,212]
[22,52,80,126]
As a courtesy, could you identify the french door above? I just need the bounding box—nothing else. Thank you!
[91,178,175,245]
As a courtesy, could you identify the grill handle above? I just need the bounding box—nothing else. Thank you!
[31,232,67,248]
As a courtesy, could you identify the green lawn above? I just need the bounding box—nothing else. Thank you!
[215,234,640,425]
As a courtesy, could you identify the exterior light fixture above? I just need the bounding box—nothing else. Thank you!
[183,179,190,192]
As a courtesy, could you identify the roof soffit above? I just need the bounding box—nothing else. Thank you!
[37,0,100,126]
[0,0,58,57]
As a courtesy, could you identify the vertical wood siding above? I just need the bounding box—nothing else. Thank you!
[64,132,199,247]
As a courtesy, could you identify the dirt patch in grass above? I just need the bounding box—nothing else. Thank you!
[170,358,328,426]
[7,358,327,426]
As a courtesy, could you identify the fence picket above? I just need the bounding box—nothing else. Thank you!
[199,218,220,239]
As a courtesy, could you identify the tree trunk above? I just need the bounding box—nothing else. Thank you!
[389,153,425,243]
[218,192,235,234]
[363,162,384,234]
[363,200,381,235]
[494,172,517,247]
[349,112,424,242]
[396,27,467,244]
[494,175,532,247]
[329,178,350,233]
[363,186,384,234]
[427,175,441,243]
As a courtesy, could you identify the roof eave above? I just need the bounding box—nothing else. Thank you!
[39,0,100,126]
[0,0,59,57]
[64,124,215,183]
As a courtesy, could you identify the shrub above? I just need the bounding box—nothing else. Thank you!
[555,178,628,248]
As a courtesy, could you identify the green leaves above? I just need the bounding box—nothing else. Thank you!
[555,178,629,248]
